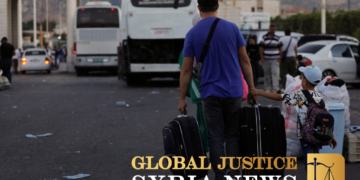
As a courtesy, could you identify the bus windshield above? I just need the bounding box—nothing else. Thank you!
[77,8,119,28]
[131,0,191,8]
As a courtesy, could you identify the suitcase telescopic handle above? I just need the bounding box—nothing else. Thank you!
[251,101,261,107]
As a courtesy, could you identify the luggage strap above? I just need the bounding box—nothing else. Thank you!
[302,90,325,108]
[199,18,221,64]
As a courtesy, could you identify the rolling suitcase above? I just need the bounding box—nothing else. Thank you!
[240,105,287,176]
[162,113,209,179]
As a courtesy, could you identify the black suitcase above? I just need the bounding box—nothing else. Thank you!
[162,114,209,179]
[239,105,287,176]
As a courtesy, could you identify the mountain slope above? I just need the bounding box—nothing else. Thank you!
[281,0,360,10]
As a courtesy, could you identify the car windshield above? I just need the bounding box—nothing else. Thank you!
[298,44,326,54]
[25,51,46,56]
[298,36,336,47]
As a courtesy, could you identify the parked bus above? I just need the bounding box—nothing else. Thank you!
[74,1,121,76]
[118,0,198,85]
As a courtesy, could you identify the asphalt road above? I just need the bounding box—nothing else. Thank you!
[0,66,359,180]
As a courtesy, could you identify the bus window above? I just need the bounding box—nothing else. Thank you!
[77,8,119,28]
[131,0,191,8]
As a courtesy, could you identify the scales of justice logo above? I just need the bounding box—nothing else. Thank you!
[307,157,335,180]
[307,154,345,180]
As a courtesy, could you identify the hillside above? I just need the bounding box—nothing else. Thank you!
[281,0,360,11]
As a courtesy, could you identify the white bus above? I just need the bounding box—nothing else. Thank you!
[74,1,121,76]
[118,0,198,85]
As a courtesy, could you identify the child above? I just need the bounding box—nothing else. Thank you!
[296,55,306,76]
[250,65,337,168]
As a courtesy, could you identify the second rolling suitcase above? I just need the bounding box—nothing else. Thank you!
[162,114,209,179]
[239,105,287,176]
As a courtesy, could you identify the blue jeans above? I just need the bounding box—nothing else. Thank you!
[202,96,242,180]
[59,55,64,62]
[300,139,321,169]
[54,57,58,69]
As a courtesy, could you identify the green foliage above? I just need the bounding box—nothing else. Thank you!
[272,10,360,38]
[22,20,57,31]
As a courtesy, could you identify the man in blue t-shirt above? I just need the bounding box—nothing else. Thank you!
[178,0,257,179]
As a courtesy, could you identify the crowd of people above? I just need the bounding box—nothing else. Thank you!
[178,0,337,179]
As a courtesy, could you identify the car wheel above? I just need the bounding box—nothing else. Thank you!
[322,70,336,78]
[47,70,51,74]
[21,71,26,74]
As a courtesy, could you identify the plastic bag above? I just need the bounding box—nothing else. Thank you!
[281,74,303,157]
[316,76,350,131]
[0,73,11,91]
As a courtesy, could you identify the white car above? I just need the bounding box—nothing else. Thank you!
[298,41,360,86]
[20,48,52,74]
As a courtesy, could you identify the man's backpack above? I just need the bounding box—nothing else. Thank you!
[301,90,334,146]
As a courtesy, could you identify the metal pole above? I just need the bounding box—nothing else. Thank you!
[33,0,37,46]
[59,0,62,36]
[39,0,43,47]
[46,0,49,44]
[321,0,326,34]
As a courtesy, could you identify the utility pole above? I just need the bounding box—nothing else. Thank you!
[59,0,62,36]
[348,0,351,11]
[39,0,43,47]
[49,0,52,33]
[321,0,326,34]
[46,0,49,45]
[33,0,37,46]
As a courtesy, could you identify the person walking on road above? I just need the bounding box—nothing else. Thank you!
[259,24,283,93]
[178,14,209,153]
[58,48,64,62]
[54,48,59,69]
[0,37,15,83]
[178,0,257,179]
[246,36,260,86]
[279,28,298,90]
[12,48,21,74]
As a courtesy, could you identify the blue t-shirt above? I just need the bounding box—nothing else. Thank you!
[183,17,246,99]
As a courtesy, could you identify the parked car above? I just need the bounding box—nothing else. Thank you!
[298,41,360,87]
[20,48,52,74]
[297,34,359,47]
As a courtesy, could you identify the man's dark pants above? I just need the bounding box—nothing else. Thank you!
[13,59,18,73]
[202,96,242,180]
[250,59,259,86]
[280,56,297,89]
[2,59,12,83]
